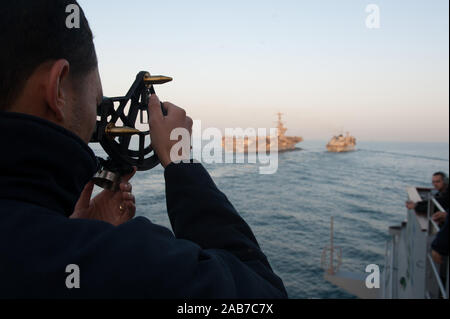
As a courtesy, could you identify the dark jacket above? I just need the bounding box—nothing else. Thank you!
[432,213,449,256]
[415,188,449,215]
[0,111,287,299]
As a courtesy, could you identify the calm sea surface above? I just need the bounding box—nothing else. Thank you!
[90,140,449,298]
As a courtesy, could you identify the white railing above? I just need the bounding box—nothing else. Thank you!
[425,196,448,299]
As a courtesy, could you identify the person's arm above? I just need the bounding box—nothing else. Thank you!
[164,161,287,296]
[165,162,264,261]
[432,213,449,258]
[147,94,287,298]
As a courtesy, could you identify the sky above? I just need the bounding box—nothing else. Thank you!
[78,0,449,142]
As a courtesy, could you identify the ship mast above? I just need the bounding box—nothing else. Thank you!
[276,112,287,138]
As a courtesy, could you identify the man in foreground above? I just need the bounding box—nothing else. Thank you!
[0,0,287,298]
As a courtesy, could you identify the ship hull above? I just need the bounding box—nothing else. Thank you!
[222,136,303,153]
[326,145,356,153]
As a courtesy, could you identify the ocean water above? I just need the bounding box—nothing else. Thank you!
[90,141,449,299]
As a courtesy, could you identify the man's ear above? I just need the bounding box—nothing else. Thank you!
[45,59,70,122]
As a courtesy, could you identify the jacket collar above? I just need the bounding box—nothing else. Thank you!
[0,111,98,217]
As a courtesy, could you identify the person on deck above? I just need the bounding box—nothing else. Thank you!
[0,0,287,298]
[406,172,449,225]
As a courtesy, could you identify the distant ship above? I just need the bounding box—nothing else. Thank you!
[222,113,303,153]
[326,132,356,152]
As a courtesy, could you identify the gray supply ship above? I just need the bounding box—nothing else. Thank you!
[222,113,303,153]
[326,132,356,152]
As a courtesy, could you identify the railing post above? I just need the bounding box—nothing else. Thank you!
[391,233,397,298]
[425,195,448,299]
[329,216,334,275]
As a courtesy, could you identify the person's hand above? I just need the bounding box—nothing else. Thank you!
[432,211,448,225]
[148,94,193,168]
[405,201,416,210]
[432,250,443,264]
[70,168,137,226]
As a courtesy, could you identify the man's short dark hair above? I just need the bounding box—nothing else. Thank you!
[433,172,448,183]
[0,0,98,110]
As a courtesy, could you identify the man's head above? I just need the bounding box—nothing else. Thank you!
[432,172,448,192]
[0,0,102,143]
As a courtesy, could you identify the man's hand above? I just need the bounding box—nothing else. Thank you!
[432,211,448,225]
[405,201,416,210]
[148,94,193,168]
[432,250,443,264]
[70,168,137,226]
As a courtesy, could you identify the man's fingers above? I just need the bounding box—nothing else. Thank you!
[119,165,135,210]
[126,202,136,218]
[120,200,135,214]
[122,192,135,201]
[120,182,132,193]
[148,94,164,122]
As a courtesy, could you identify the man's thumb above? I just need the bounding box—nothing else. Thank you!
[148,94,163,121]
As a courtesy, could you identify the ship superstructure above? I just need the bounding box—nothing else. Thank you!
[222,113,303,153]
[326,132,356,152]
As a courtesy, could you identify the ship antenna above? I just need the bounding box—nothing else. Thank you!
[321,216,342,275]
[276,112,284,125]
[275,112,285,138]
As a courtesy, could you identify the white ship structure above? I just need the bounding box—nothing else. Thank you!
[222,113,302,153]
[326,132,356,153]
